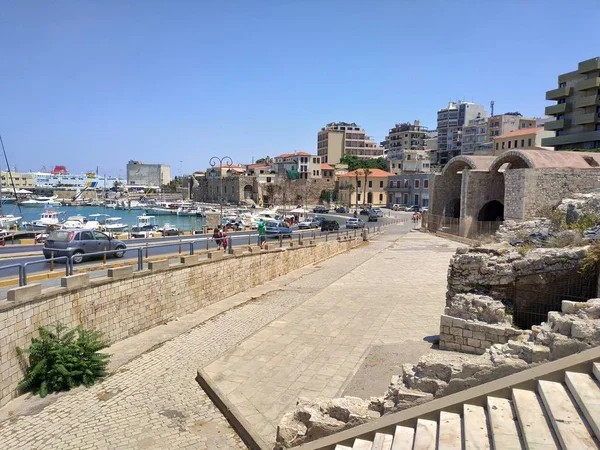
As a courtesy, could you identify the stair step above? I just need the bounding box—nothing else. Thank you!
[352,438,373,450]
[390,425,414,450]
[371,432,393,450]
[512,388,558,449]
[538,380,596,449]
[463,404,491,450]
[438,411,462,450]
[593,362,600,384]
[565,371,600,442]
[487,396,523,449]
[413,419,437,450]
[335,446,353,450]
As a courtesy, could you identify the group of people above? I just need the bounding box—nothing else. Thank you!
[213,219,268,251]
[412,212,422,223]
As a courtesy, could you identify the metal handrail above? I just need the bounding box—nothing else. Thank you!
[0,264,25,287]
[23,257,72,286]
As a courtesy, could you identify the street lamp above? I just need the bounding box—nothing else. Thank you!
[209,156,233,222]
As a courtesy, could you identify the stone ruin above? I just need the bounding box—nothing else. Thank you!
[275,239,599,448]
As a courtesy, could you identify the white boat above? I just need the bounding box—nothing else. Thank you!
[145,207,177,215]
[131,215,158,238]
[177,206,198,216]
[103,217,128,232]
[20,196,62,207]
[61,215,101,230]
[0,214,21,229]
[23,210,63,230]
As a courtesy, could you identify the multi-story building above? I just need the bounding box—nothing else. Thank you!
[388,150,431,175]
[383,121,429,172]
[0,172,36,189]
[245,162,276,184]
[317,122,384,164]
[436,101,486,165]
[461,114,490,155]
[542,57,600,150]
[337,168,393,207]
[271,152,322,179]
[492,127,555,155]
[387,173,435,208]
[487,113,537,143]
[127,161,171,187]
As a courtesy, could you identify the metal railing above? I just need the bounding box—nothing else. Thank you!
[0,222,393,290]
[421,214,502,239]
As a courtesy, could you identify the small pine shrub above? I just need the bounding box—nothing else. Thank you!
[16,323,110,398]
[581,244,600,278]
[567,213,600,232]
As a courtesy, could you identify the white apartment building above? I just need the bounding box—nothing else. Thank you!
[461,114,490,155]
[436,101,487,165]
[272,152,322,179]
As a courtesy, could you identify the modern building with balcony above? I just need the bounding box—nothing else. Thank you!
[487,113,537,143]
[461,114,490,155]
[542,57,600,150]
[317,122,384,164]
[436,101,486,166]
[387,173,434,208]
[382,120,428,158]
[272,152,322,180]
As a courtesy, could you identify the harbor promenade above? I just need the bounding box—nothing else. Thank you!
[0,222,457,449]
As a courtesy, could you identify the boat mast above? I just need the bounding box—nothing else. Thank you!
[0,134,21,215]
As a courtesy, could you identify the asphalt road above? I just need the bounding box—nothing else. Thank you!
[0,212,400,280]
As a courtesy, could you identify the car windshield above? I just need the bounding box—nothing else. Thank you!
[266,221,279,227]
[48,231,72,242]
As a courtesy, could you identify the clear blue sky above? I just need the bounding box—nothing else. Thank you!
[1,0,598,176]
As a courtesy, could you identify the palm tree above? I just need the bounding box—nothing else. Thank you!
[347,184,355,208]
[363,168,371,206]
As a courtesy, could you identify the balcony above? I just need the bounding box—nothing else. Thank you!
[577,77,600,91]
[545,103,570,115]
[546,86,570,100]
[541,130,600,147]
[573,112,600,126]
[574,95,600,109]
[578,58,600,74]
[544,119,567,131]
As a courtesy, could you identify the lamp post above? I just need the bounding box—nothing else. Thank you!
[209,156,233,222]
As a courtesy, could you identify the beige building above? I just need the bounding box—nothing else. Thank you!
[543,57,600,150]
[272,152,322,179]
[487,114,537,141]
[388,149,432,175]
[317,122,383,164]
[337,168,394,207]
[492,126,555,155]
[127,161,171,187]
[0,172,35,189]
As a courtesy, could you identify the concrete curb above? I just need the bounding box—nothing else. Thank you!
[196,368,271,450]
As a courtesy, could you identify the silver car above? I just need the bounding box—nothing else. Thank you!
[43,229,127,263]
[345,218,365,229]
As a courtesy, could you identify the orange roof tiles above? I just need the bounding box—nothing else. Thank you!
[338,168,395,178]
[321,163,335,170]
[274,152,313,158]
[496,127,544,139]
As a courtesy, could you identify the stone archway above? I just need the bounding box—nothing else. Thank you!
[478,200,504,222]
[243,185,253,199]
[444,198,461,218]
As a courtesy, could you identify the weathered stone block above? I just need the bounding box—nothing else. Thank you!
[450,328,463,337]
[180,255,199,265]
[440,315,453,327]
[452,318,467,328]
[461,345,476,353]
[7,283,42,302]
[467,338,481,348]
[207,251,224,260]
[472,331,486,341]
[148,259,169,271]
[570,321,593,340]
[462,330,473,338]
[60,273,90,289]
[108,266,133,280]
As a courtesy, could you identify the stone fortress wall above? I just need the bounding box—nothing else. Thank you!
[0,236,363,408]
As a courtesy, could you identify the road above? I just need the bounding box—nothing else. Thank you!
[0,211,415,298]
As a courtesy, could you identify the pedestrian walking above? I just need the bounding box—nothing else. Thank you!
[222,232,228,252]
[213,225,223,250]
[257,219,266,249]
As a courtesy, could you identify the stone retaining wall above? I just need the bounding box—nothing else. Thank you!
[0,237,362,408]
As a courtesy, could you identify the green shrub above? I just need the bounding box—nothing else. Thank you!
[566,213,600,232]
[581,244,600,278]
[17,323,110,398]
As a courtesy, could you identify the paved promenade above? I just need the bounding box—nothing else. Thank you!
[204,228,460,444]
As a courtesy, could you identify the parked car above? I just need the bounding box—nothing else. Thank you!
[407,205,422,212]
[320,220,340,232]
[359,209,371,216]
[345,218,365,229]
[43,229,127,264]
[367,212,378,222]
[313,216,326,224]
[392,204,406,211]
[335,206,349,213]
[313,206,329,213]
[298,218,320,229]
[421,207,429,213]
[371,208,384,217]
[265,220,293,238]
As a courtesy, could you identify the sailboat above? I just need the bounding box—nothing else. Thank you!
[0,136,22,229]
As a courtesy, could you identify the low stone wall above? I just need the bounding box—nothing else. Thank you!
[0,237,362,408]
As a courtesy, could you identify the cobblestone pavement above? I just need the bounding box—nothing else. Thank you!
[0,226,410,449]
[204,228,460,444]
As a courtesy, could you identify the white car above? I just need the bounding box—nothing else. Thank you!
[371,208,384,217]
[345,218,365,229]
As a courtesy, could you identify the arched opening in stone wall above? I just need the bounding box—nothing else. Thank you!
[478,200,504,222]
[243,185,253,199]
[443,198,461,218]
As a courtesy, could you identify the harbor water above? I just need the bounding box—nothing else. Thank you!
[6,205,206,232]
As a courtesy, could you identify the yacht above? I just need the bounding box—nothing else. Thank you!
[20,196,62,207]
[22,210,63,230]
[0,214,21,230]
[103,217,128,233]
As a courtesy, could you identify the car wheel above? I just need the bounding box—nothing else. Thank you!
[72,250,84,264]
[114,246,125,258]
[44,253,50,260]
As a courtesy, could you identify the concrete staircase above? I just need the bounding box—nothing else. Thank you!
[297,348,600,450]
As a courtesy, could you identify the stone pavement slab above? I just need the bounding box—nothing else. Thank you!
[203,229,461,444]
[0,224,408,449]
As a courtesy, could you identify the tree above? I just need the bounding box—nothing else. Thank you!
[363,168,371,206]
[340,154,387,171]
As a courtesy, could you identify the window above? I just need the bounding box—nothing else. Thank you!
[424,179,429,189]
[414,194,419,205]
[559,82,566,88]
[357,180,361,187]
[93,231,109,241]
[266,177,271,183]
[392,163,396,169]
[521,139,525,147]
[596,124,600,131]
[558,98,566,104]
[368,180,372,188]
[514,140,518,148]
[404,179,409,187]
[528,138,532,146]
[415,179,420,188]
[316,170,320,176]
[379,180,383,188]
[508,141,511,149]
[79,231,94,241]
[496,143,499,151]
[379,193,383,202]
[357,194,361,201]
